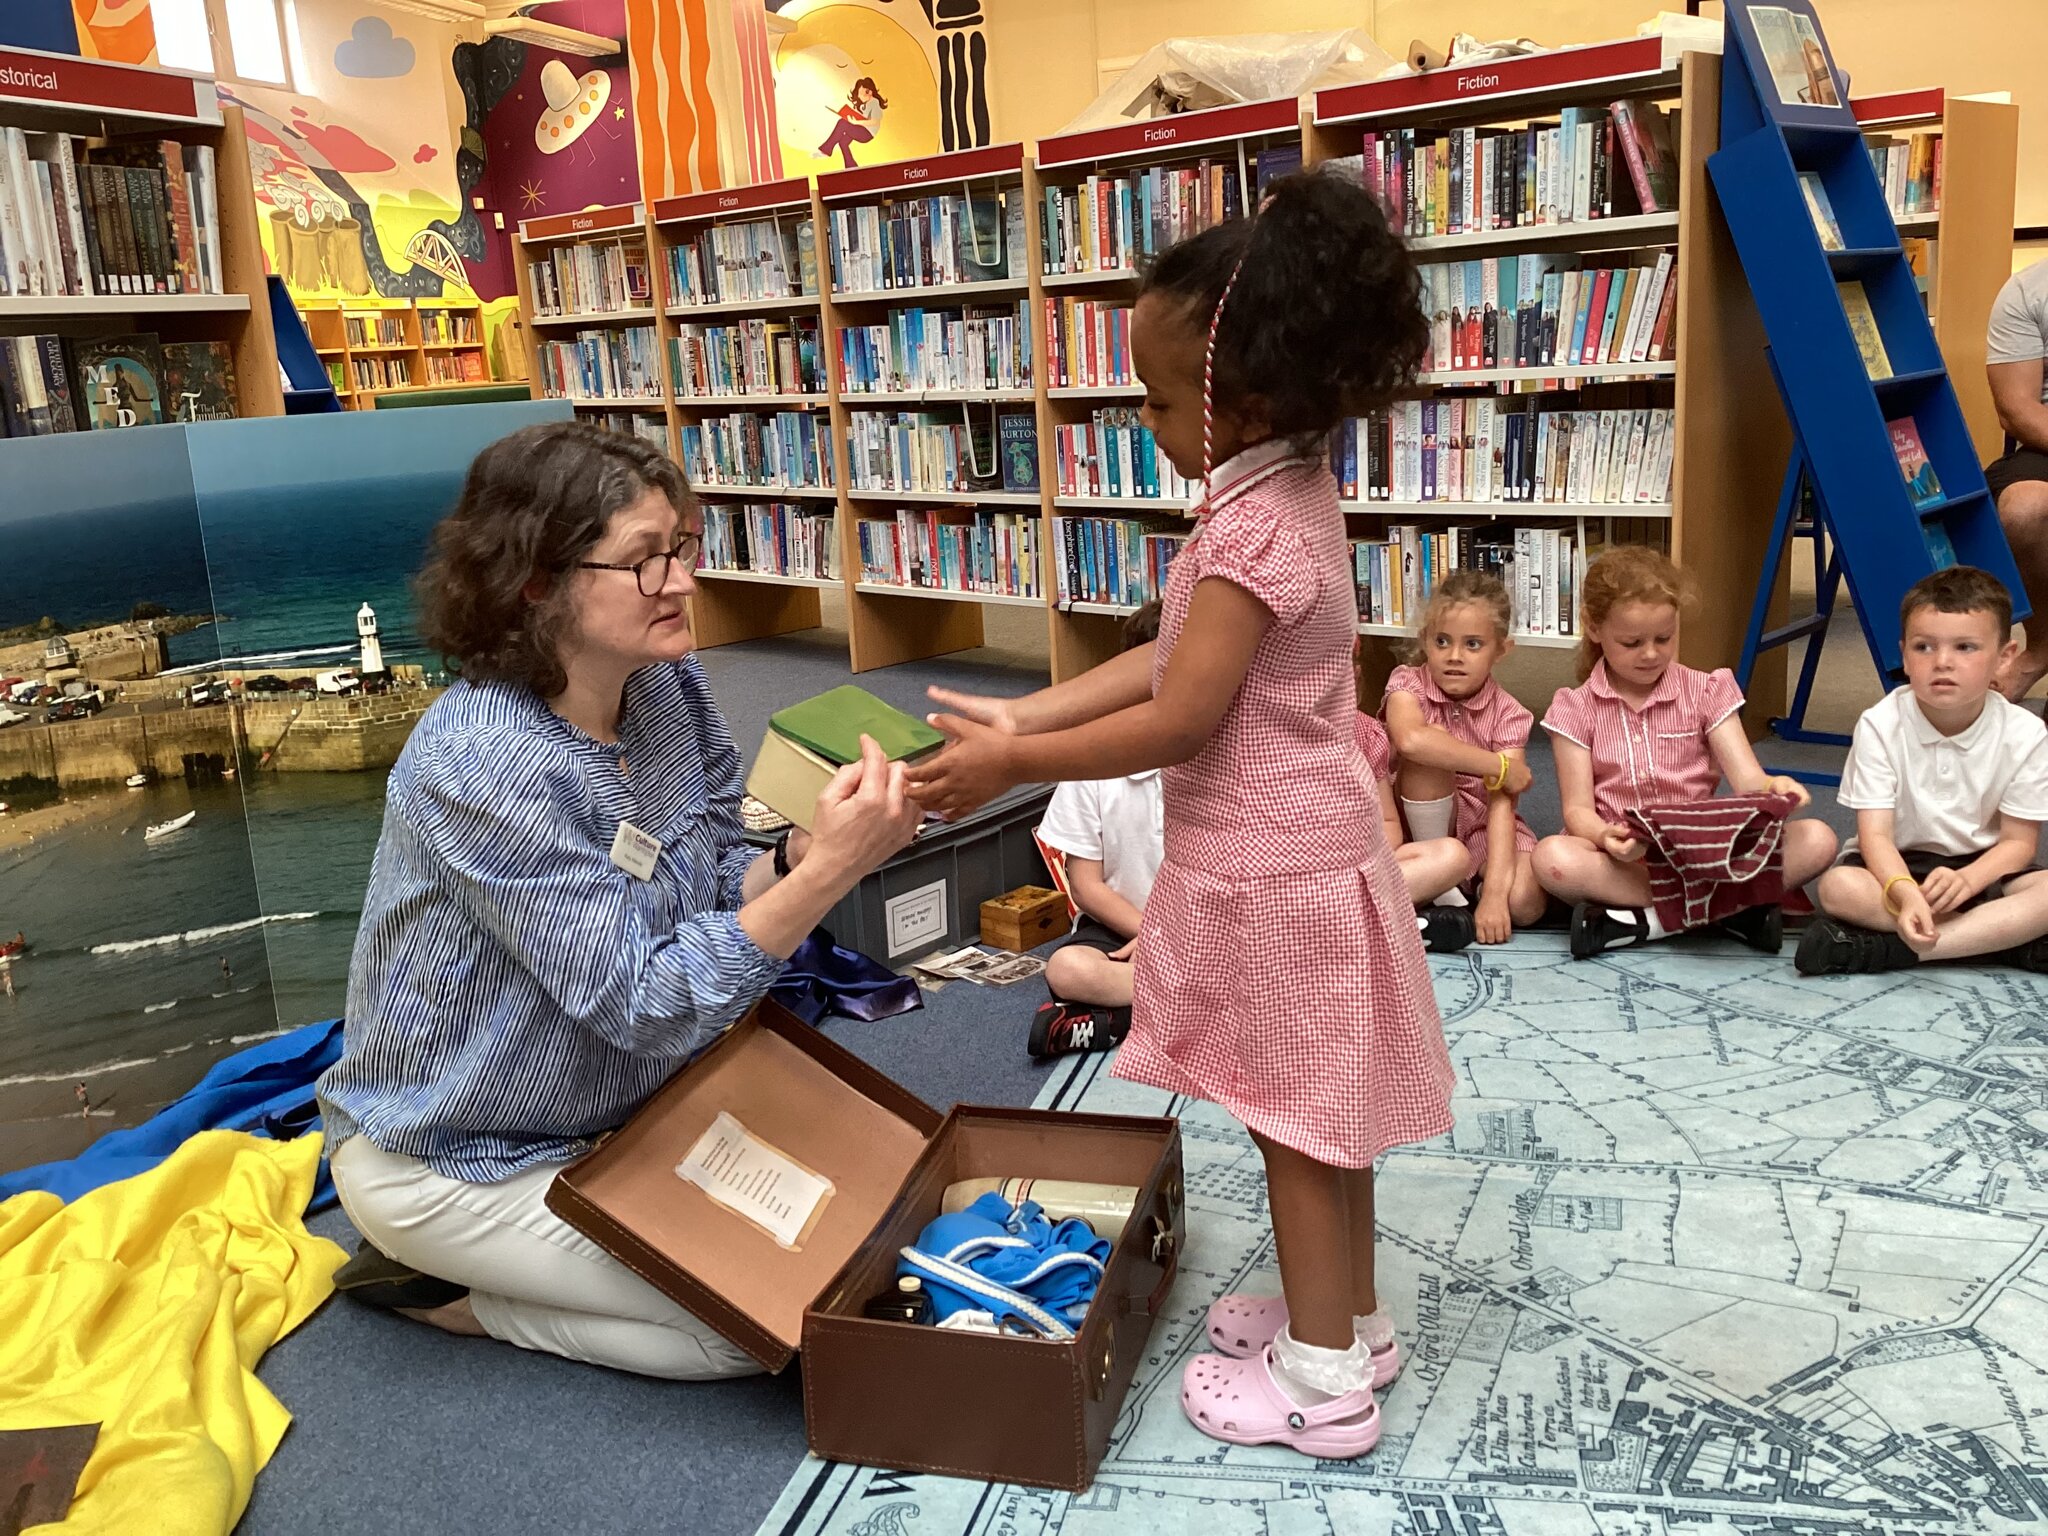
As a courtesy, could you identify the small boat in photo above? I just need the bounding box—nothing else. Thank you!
[0,933,26,961]
[126,773,149,788]
[145,812,196,841]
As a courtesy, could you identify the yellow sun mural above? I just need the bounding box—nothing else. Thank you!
[773,0,940,173]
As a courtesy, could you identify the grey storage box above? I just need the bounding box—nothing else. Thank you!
[749,783,1052,962]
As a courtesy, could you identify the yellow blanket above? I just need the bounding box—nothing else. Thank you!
[0,1131,345,1533]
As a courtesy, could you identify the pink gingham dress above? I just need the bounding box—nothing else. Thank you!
[1383,664,1539,881]
[1542,662,1745,825]
[1118,439,1456,1168]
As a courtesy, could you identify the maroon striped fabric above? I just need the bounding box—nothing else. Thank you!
[1623,793,1799,932]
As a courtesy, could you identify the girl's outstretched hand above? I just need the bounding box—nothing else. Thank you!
[925,686,1019,737]
[907,712,1017,821]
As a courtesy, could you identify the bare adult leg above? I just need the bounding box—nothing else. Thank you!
[1996,481,2048,700]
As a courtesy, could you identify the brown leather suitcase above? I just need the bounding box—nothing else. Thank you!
[545,1000,1183,1491]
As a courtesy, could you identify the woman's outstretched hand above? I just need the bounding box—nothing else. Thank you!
[807,734,921,879]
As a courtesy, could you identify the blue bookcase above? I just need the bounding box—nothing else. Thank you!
[268,276,342,415]
[1709,0,2025,735]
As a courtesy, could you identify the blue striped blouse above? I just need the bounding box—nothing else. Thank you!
[317,657,783,1184]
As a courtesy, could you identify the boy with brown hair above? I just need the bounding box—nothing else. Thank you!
[1799,566,2048,973]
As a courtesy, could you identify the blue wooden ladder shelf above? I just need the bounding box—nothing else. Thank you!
[1707,0,2025,780]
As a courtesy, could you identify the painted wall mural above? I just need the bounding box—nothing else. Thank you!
[766,0,988,175]
[69,0,157,65]
[476,0,639,232]
[623,0,724,199]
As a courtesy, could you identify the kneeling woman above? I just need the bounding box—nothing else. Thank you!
[317,422,918,1378]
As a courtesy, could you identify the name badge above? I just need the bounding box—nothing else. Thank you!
[610,821,662,880]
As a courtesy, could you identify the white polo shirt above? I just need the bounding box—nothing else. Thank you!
[1838,686,2048,855]
[1037,770,1164,913]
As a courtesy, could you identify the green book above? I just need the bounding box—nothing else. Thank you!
[770,685,945,765]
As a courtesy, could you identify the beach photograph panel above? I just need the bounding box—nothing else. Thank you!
[0,430,278,1172]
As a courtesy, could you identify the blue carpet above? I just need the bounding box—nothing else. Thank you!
[244,632,1876,1536]
[758,934,2048,1534]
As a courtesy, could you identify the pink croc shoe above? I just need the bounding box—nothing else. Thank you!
[1181,1347,1381,1459]
[1204,1295,1403,1386]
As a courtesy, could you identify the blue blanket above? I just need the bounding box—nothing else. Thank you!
[0,1019,344,1210]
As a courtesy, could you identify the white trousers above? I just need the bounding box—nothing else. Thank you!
[330,1134,760,1381]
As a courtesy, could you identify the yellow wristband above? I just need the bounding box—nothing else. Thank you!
[1486,751,1512,792]
[1882,874,1915,915]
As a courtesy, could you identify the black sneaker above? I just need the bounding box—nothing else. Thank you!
[1999,935,2048,972]
[1718,903,1784,955]
[332,1240,469,1312]
[1028,1000,1129,1061]
[1569,902,1650,960]
[1793,918,1920,975]
[1420,906,1475,953]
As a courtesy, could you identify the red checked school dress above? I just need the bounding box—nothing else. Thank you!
[1383,665,1538,881]
[1540,662,1746,825]
[1119,439,1456,1169]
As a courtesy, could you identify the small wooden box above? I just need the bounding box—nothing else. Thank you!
[979,885,1069,952]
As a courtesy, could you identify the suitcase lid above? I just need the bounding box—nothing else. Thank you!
[545,999,943,1371]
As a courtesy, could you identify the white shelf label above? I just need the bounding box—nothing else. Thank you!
[886,878,949,957]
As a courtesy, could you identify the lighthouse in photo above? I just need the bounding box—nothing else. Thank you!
[358,602,385,680]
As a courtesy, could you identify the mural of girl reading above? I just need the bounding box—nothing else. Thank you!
[816,75,886,166]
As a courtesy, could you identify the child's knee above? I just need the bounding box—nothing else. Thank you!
[1044,945,1092,995]
[1532,835,1580,889]
[1815,862,1867,913]
[1786,817,1840,872]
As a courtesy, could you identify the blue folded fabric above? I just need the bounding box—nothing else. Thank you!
[897,1192,1111,1338]
[0,1019,344,1210]
[772,927,923,1026]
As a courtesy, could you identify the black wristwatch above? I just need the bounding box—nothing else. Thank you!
[772,830,794,878]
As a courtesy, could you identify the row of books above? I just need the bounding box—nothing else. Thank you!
[670,315,824,399]
[1044,295,1133,389]
[0,128,225,298]
[826,190,1026,295]
[844,409,997,494]
[855,509,1042,599]
[419,309,481,346]
[1,332,236,434]
[345,312,407,348]
[423,351,488,385]
[351,355,412,391]
[702,503,839,581]
[1334,404,1677,506]
[1340,99,1677,239]
[835,303,1032,395]
[667,215,817,307]
[1417,250,1678,373]
[528,238,652,317]
[1051,513,1187,610]
[1050,409,1196,503]
[679,409,830,490]
[536,325,663,400]
[1355,525,1582,636]
[1868,131,1942,219]
[588,410,670,451]
[1038,156,1255,276]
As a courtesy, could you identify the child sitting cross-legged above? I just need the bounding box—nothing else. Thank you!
[1798,566,2048,974]
[1356,704,1476,952]
[1028,602,1164,1060]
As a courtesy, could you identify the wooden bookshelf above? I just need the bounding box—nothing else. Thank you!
[818,142,1035,673]
[298,295,494,408]
[0,47,284,428]
[1853,88,2019,463]
[1032,97,1301,680]
[1311,39,1789,718]
[651,177,833,650]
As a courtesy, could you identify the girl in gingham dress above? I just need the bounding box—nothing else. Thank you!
[1355,700,1479,953]
[910,171,1452,1459]
[1382,569,1547,946]
[1533,546,1839,958]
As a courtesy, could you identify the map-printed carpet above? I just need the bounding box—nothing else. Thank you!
[758,933,2048,1536]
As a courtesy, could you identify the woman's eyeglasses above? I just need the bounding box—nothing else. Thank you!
[577,534,701,597]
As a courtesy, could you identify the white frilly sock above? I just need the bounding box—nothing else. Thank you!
[1355,1306,1397,1353]
[1401,794,1455,840]
[1271,1323,1372,1405]
[1610,907,1670,942]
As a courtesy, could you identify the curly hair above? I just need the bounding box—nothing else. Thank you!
[1575,545,1690,682]
[1139,166,1427,437]
[416,421,693,698]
